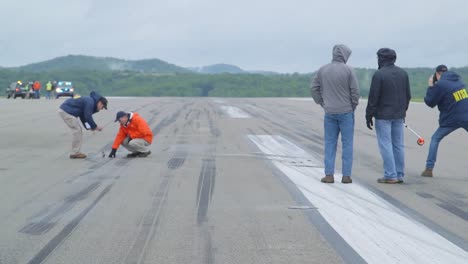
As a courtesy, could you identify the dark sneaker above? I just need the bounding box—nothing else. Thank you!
[421,168,433,177]
[127,152,141,158]
[397,178,404,183]
[138,151,151,157]
[69,152,87,159]
[321,175,334,183]
[377,177,399,184]
[341,176,352,184]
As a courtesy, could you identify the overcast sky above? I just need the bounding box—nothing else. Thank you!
[1,0,467,73]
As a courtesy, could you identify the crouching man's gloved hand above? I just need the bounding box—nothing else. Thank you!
[109,148,117,158]
[366,115,374,130]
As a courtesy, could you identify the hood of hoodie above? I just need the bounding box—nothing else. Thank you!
[332,44,352,63]
[439,71,460,82]
[377,48,396,69]
[89,91,106,112]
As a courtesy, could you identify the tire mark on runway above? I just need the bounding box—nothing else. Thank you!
[193,155,216,264]
[151,103,188,135]
[192,106,218,263]
[167,152,187,170]
[194,225,215,264]
[124,172,173,264]
[206,106,221,137]
[196,158,216,224]
[437,203,468,221]
[124,106,190,263]
[146,110,160,127]
[20,182,100,235]
[416,192,468,221]
[26,183,114,264]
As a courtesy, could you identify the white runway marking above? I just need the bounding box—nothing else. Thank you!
[248,135,468,264]
[220,106,251,118]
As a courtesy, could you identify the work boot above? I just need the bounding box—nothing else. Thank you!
[421,168,433,177]
[377,177,399,184]
[69,152,87,159]
[341,176,352,184]
[127,152,141,158]
[138,151,151,157]
[321,175,334,183]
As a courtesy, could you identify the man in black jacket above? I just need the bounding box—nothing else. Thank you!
[365,48,411,184]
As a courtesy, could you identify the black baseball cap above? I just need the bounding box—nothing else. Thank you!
[114,111,127,122]
[436,65,448,73]
[99,97,108,109]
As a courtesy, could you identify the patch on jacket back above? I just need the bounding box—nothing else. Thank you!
[452,88,468,102]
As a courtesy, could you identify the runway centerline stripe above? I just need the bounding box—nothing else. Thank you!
[248,135,468,264]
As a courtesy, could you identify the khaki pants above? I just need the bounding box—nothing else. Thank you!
[122,137,150,153]
[58,109,82,154]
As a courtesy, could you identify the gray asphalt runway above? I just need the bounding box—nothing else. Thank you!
[0,97,467,264]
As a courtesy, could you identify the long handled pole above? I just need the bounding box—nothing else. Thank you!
[404,123,425,146]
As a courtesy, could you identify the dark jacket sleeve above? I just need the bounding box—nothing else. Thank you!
[424,85,442,108]
[80,98,97,129]
[366,72,382,116]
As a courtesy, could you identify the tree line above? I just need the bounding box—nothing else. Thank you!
[2,67,467,98]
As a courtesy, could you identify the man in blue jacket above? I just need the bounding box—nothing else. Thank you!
[366,48,411,184]
[58,91,108,159]
[421,68,468,177]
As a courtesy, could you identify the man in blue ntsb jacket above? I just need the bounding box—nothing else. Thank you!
[58,91,108,159]
[421,67,468,177]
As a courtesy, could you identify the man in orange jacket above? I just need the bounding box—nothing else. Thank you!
[109,111,153,158]
[32,80,41,99]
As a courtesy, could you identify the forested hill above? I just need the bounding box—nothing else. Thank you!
[13,55,191,73]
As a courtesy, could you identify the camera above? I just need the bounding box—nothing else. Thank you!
[432,73,439,85]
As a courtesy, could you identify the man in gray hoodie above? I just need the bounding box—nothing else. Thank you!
[311,44,360,183]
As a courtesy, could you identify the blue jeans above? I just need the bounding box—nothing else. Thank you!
[324,112,354,176]
[375,119,405,179]
[426,126,468,169]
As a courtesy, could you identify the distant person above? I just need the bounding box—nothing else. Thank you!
[45,81,53,99]
[311,44,360,184]
[421,66,468,177]
[58,91,108,159]
[24,82,31,99]
[32,81,41,99]
[365,48,411,184]
[109,111,153,158]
